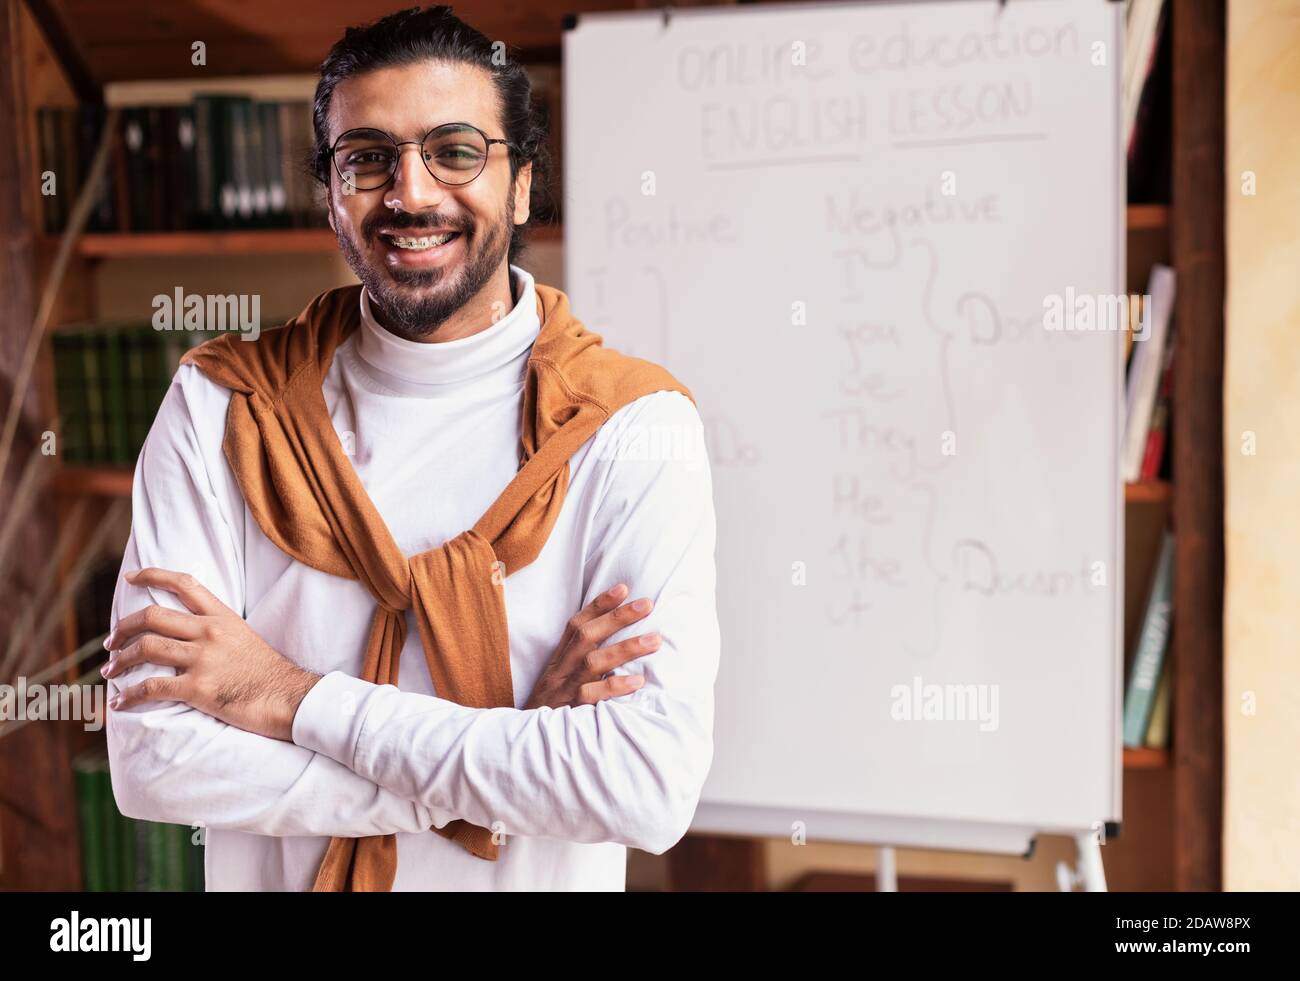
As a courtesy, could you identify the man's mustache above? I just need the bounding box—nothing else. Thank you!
[363,213,470,237]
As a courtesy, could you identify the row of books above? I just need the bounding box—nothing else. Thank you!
[52,324,223,465]
[1123,263,1176,483]
[37,98,326,235]
[1122,530,1174,750]
[74,749,204,891]
[37,62,565,237]
[1124,0,1170,202]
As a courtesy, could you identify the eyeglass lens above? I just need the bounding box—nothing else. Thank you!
[334,124,489,189]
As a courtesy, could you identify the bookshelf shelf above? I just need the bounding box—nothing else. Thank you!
[52,465,134,497]
[1125,480,1172,504]
[41,221,563,259]
[1126,204,1171,231]
[1123,747,1170,769]
[73,229,336,257]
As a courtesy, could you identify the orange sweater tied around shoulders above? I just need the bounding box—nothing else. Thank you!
[180,281,694,891]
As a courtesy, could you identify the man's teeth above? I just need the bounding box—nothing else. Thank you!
[389,232,457,250]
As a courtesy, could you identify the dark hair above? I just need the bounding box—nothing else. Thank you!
[310,5,553,266]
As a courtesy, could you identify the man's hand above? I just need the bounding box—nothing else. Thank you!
[523,583,660,709]
[103,568,321,741]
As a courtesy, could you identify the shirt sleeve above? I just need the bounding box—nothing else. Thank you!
[106,363,438,838]
[291,390,721,854]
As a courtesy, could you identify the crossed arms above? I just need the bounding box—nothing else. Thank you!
[104,365,720,854]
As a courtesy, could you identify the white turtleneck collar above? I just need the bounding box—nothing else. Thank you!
[351,265,540,396]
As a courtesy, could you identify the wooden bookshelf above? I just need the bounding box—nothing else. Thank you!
[1125,480,1171,504]
[52,464,134,497]
[73,228,337,257]
[1169,0,1225,892]
[1123,747,1171,770]
[1126,204,1171,231]
[39,220,563,259]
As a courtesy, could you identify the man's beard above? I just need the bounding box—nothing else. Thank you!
[336,185,514,341]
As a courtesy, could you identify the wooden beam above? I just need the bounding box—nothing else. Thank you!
[21,0,98,103]
[0,0,80,891]
[47,0,628,81]
[1170,0,1226,893]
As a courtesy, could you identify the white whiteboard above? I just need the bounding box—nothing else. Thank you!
[563,0,1125,854]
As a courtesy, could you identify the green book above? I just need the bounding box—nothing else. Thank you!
[123,327,150,458]
[136,821,192,891]
[140,327,168,442]
[132,819,152,891]
[140,821,160,888]
[1123,531,1175,747]
[97,750,134,891]
[157,324,185,388]
[111,793,136,892]
[82,330,107,463]
[175,825,190,892]
[99,766,119,889]
[53,331,87,463]
[73,750,109,892]
[101,328,130,465]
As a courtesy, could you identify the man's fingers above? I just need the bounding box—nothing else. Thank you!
[125,567,230,617]
[582,595,655,647]
[558,594,654,676]
[103,635,196,679]
[558,594,655,672]
[567,582,630,631]
[106,604,206,651]
[110,674,188,711]
[582,632,661,678]
[577,673,646,705]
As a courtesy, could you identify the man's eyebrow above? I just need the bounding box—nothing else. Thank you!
[335,120,485,138]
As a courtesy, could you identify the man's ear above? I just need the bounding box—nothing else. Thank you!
[326,188,337,233]
[513,161,533,226]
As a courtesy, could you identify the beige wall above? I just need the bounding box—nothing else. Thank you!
[1223,0,1300,890]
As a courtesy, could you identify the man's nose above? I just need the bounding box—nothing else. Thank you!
[385,145,448,213]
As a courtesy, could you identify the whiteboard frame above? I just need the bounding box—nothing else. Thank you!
[563,0,1128,858]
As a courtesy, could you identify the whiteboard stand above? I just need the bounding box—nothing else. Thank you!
[877,847,897,892]
[873,828,1106,892]
[1055,828,1108,892]
[878,826,1105,892]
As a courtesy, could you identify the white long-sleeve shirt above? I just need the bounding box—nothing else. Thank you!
[106,264,721,891]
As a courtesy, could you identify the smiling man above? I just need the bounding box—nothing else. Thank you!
[102,5,720,891]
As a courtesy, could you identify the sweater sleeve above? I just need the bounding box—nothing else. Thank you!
[291,390,721,854]
[106,364,438,838]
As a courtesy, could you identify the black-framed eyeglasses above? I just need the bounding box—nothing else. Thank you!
[330,122,518,191]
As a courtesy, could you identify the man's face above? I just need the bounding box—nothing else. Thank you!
[325,60,532,339]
